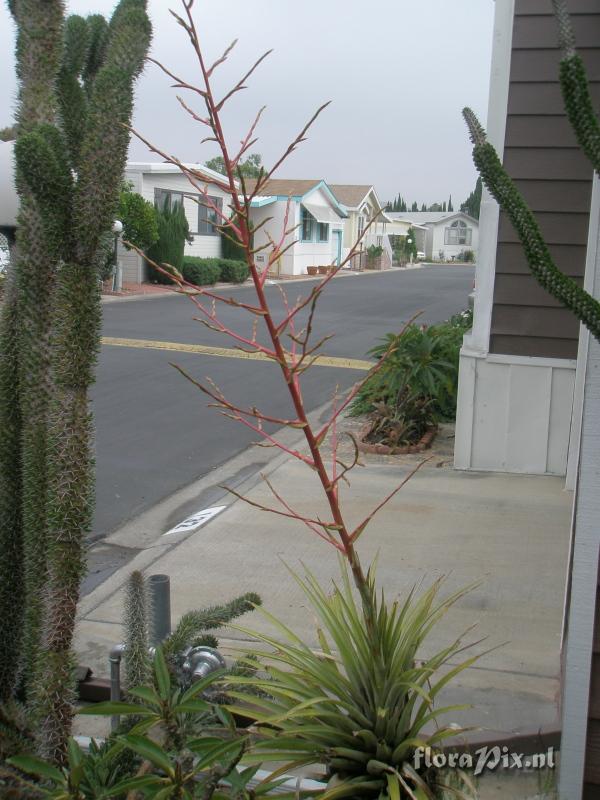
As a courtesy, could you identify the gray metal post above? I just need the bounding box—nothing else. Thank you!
[148,574,171,646]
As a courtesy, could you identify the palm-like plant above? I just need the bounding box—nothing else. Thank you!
[227,567,479,800]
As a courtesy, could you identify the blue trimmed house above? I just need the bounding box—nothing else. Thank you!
[245,178,347,276]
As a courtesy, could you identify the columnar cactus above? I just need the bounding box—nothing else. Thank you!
[124,571,150,694]
[0,0,151,764]
[0,0,65,701]
[463,0,600,343]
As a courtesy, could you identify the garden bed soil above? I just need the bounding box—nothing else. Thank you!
[357,422,438,455]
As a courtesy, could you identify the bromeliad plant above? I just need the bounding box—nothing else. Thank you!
[120,2,483,796]
[228,567,478,800]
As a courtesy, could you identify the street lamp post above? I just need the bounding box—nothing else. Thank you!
[111,219,123,292]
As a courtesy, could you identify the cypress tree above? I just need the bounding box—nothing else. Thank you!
[147,201,191,284]
[448,194,453,212]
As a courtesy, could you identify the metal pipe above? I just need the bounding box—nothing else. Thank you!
[148,574,171,646]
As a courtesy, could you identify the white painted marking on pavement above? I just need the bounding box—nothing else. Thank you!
[164,505,226,536]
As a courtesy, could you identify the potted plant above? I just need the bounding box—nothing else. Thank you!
[306,265,318,276]
[318,264,328,275]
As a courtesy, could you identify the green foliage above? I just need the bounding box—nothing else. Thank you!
[182,257,249,286]
[460,178,482,220]
[457,249,475,263]
[9,649,256,798]
[351,311,472,422]
[0,125,16,142]
[205,152,263,178]
[147,201,190,284]
[227,565,478,800]
[182,258,220,286]
[118,187,158,252]
[395,229,418,264]
[163,592,260,660]
[219,259,249,284]
[367,244,383,260]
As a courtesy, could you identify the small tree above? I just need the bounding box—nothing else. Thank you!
[205,152,262,178]
[118,185,159,253]
[460,177,482,219]
[146,200,191,284]
[0,125,15,142]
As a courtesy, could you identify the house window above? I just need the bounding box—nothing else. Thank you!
[198,195,223,235]
[444,219,472,246]
[301,207,315,241]
[357,216,365,238]
[317,222,329,242]
[155,189,184,212]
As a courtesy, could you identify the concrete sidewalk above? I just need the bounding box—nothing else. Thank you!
[75,423,572,744]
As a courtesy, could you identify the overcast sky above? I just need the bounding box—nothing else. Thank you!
[0,1,495,207]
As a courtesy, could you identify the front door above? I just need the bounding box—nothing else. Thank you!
[332,229,342,266]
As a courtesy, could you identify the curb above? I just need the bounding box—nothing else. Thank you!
[100,265,426,303]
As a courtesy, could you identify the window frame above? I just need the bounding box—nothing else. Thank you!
[300,206,315,242]
[444,219,472,246]
[317,222,329,242]
[197,194,223,236]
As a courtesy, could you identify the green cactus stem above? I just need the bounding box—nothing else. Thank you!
[0,264,23,700]
[2,0,151,764]
[0,0,65,701]
[463,107,600,342]
[123,572,150,694]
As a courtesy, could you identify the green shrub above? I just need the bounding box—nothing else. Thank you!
[220,215,247,261]
[458,249,475,263]
[182,257,220,286]
[219,259,248,283]
[351,310,473,421]
[182,257,249,285]
[146,201,191,284]
[118,188,159,253]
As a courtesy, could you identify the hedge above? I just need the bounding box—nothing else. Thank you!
[182,258,220,286]
[182,257,249,285]
[219,259,249,283]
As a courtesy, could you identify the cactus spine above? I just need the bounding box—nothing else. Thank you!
[463,0,600,342]
[0,0,151,764]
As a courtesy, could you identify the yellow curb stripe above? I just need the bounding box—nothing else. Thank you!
[101,336,372,371]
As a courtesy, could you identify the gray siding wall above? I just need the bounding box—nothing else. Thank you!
[490,0,600,359]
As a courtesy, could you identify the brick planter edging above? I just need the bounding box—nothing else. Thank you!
[357,423,438,455]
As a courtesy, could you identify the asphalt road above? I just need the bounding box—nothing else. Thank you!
[92,265,474,540]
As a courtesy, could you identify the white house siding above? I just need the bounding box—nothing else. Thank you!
[294,187,345,275]
[427,217,479,261]
[250,201,296,276]
[250,187,346,276]
[340,189,381,258]
[120,167,231,282]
